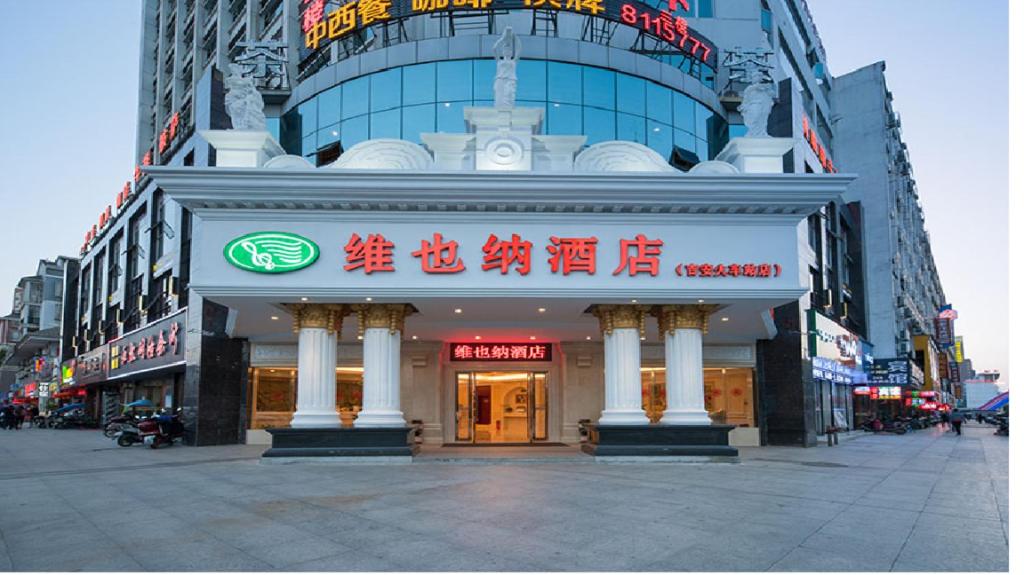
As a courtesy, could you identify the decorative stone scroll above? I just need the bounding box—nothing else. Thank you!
[592,304,650,337]
[283,303,348,334]
[574,141,676,173]
[654,304,720,336]
[352,304,416,335]
[328,139,433,170]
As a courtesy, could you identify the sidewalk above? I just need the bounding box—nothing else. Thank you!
[0,424,1009,571]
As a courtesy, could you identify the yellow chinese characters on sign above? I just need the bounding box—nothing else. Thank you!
[412,0,493,13]
[524,0,604,14]
[306,0,393,49]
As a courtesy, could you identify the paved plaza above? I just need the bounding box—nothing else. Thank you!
[0,424,1009,572]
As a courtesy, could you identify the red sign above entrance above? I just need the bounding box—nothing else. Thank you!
[450,342,553,362]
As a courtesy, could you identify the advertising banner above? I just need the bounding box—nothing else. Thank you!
[108,309,186,380]
[933,317,954,349]
[74,345,109,386]
[868,358,924,388]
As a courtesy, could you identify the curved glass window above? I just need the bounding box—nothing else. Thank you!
[280,59,727,165]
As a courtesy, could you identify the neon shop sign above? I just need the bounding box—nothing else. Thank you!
[224,231,783,279]
[450,342,553,361]
[300,0,716,63]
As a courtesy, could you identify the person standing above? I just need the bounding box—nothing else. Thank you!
[940,410,950,431]
[951,409,964,436]
[13,405,24,429]
[29,405,39,428]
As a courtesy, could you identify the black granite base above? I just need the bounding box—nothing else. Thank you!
[581,424,738,457]
[262,427,419,458]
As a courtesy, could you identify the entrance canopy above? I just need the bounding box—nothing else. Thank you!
[150,166,851,344]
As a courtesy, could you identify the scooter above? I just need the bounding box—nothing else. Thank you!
[114,421,142,447]
[137,410,185,449]
[103,414,139,438]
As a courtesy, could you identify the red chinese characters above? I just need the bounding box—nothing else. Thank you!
[547,236,598,275]
[675,263,782,278]
[482,233,532,275]
[344,233,395,274]
[613,234,663,276]
[412,233,465,273]
[620,4,711,62]
[450,343,553,362]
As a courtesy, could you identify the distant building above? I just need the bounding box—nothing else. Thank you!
[0,257,76,404]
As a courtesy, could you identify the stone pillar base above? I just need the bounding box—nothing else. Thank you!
[583,424,737,457]
[262,427,419,458]
[290,411,344,428]
[598,409,651,426]
[353,410,407,428]
[659,410,712,426]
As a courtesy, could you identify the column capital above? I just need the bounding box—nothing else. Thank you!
[591,304,650,336]
[283,303,348,334]
[352,303,416,335]
[654,304,720,336]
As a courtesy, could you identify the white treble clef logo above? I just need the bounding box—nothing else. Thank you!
[241,240,275,271]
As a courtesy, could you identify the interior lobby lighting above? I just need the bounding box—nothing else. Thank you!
[300,297,309,302]
[474,335,482,340]
[365,297,373,301]
[270,316,279,320]
[411,335,418,340]
[698,299,705,303]
[538,307,546,313]
[357,335,364,340]
[586,336,592,340]
[529,336,537,340]
[454,308,463,314]
[630,299,638,303]
[721,317,730,322]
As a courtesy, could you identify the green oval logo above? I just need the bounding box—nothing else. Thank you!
[224,232,320,273]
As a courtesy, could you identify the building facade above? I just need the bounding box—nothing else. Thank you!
[1,258,75,407]
[60,0,939,449]
[832,62,954,411]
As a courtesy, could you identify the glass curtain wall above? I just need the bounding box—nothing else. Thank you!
[281,59,725,166]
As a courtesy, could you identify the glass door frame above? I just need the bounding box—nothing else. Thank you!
[455,371,548,444]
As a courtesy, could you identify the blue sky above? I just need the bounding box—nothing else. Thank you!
[0,1,1009,380]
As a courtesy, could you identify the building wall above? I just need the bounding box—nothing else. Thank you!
[833,63,947,359]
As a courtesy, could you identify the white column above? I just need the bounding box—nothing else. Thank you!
[291,326,341,428]
[594,305,650,425]
[661,328,711,425]
[354,327,406,427]
[657,305,714,425]
[353,304,413,428]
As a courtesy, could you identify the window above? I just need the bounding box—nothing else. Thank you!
[108,234,122,296]
[150,192,170,264]
[128,209,147,280]
[697,0,714,18]
[281,60,726,163]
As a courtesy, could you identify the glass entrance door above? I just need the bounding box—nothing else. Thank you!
[455,371,548,443]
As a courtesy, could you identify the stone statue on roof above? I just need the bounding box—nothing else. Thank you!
[493,27,521,109]
[224,63,267,131]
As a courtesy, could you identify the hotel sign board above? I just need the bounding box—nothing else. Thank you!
[74,345,109,386]
[204,217,800,299]
[868,358,924,388]
[450,342,553,361]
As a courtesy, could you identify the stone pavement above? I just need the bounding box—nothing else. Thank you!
[0,423,1009,572]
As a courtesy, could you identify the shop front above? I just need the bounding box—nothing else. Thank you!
[807,311,870,433]
[149,84,852,454]
[107,309,187,417]
[59,344,110,420]
[857,358,925,423]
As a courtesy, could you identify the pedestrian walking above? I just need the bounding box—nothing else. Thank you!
[951,409,964,436]
[14,405,24,429]
[940,410,950,431]
[2,403,16,430]
[29,405,39,428]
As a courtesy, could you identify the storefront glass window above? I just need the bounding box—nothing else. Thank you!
[547,103,582,135]
[641,367,756,427]
[371,68,402,112]
[340,115,368,151]
[250,368,364,429]
[583,67,615,110]
[402,103,436,144]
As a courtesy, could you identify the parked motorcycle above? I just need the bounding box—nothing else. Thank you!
[53,409,98,429]
[103,414,139,438]
[114,421,142,447]
[138,410,185,449]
